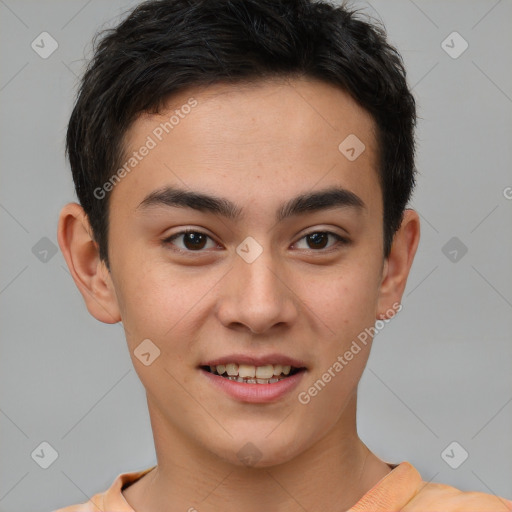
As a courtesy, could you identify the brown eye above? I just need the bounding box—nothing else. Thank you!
[306,232,329,249]
[163,230,217,252]
[294,231,349,251]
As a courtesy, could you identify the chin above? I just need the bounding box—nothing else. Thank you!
[210,430,309,469]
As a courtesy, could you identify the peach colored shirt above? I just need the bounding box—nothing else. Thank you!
[53,461,512,512]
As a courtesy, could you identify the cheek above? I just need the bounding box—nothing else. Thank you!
[304,263,381,338]
[112,263,196,394]
[296,269,379,423]
[112,255,217,359]
[110,254,181,343]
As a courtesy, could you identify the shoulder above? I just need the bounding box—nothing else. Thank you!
[51,492,105,512]
[403,479,512,511]
[358,460,512,512]
[51,465,156,512]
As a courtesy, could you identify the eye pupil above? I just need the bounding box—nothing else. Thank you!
[307,233,328,249]
[184,232,207,250]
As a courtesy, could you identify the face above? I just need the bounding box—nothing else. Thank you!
[103,78,393,467]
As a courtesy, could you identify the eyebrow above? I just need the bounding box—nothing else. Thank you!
[136,184,366,223]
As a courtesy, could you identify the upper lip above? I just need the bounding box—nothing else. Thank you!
[200,353,306,368]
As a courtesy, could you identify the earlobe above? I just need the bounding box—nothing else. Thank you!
[57,202,121,324]
[376,209,420,319]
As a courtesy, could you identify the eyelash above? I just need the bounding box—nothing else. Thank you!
[162,229,350,254]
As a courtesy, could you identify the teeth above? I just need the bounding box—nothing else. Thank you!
[207,363,298,381]
[255,365,274,379]
[224,375,285,384]
[238,364,256,378]
[226,363,238,376]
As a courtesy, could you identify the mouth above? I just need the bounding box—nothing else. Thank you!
[199,356,307,402]
[200,363,305,384]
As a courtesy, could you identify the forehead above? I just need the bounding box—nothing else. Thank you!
[112,77,380,217]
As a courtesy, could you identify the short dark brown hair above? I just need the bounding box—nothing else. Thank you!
[66,0,417,265]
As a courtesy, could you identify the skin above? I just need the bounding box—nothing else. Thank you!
[58,77,420,512]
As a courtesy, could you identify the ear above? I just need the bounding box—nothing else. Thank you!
[57,202,121,324]
[376,209,420,319]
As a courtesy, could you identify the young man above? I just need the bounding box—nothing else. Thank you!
[55,0,512,510]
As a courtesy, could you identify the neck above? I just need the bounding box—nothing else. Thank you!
[123,394,392,512]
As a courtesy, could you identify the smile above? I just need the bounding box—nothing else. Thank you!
[202,363,302,384]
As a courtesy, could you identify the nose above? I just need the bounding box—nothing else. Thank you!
[216,246,299,335]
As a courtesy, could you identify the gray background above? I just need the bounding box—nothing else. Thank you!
[0,1,511,511]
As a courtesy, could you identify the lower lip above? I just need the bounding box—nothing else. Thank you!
[200,368,306,403]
